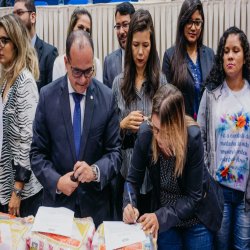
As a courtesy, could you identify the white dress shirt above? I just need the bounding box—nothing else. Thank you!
[121,48,125,72]
[31,33,37,48]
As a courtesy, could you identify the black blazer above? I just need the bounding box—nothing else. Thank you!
[30,75,122,227]
[35,36,58,92]
[162,46,214,117]
[123,121,224,233]
[103,48,123,89]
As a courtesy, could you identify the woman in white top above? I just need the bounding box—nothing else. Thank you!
[198,26,250,250]
[53,7,102,82]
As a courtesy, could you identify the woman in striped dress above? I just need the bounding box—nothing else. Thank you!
[0,14,42,217]
[112,9,167,219]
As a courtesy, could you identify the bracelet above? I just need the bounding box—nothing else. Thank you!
[13,187,22,198]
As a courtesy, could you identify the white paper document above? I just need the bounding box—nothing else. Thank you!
[104,221,146,250]
[32,206,74,237]
[0,223,12,250]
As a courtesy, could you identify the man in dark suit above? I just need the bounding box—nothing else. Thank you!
[30,30,122,227]
[103,2,135,89]
[14,0,58,92]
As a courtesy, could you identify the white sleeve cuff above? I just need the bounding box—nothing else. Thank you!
[56,188,62,194]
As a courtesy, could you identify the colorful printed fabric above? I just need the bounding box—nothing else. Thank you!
[187,53,202,121]
[159,154,200,228]
[215,80,250,192]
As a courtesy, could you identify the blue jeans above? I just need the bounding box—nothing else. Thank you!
[215,185,250,250]
[158,224,214,250]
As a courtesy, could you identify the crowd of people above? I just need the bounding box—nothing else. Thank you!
[0,0,249,249]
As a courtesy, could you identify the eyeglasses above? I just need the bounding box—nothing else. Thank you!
[0,36,11,49]
[13,10,33,16]
[68,59,94,79]
[186,19,203,30]
[114,22,130,30]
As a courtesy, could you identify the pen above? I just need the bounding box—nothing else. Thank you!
[127,183,136,223]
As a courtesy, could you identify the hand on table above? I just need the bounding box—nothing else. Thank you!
[138,213,159,239]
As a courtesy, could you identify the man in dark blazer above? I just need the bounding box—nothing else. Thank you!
[14,0,58,92]
[30,30,122,227]
[103,2,135,89]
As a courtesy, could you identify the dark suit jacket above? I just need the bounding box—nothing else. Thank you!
[35,36,58,92]
[30,75,122,227]
[162,45,214,117]
[123,121,224,233]
[103,48,123,89]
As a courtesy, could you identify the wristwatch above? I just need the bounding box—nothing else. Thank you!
[13,187,22,198]
[92,165,99,182]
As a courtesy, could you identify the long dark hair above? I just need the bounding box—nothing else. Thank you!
[121,9,159,109]
[170,0,204,90]
[205,26,250,89]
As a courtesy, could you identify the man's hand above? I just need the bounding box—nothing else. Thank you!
[138,213,159,239]
[8,192,21,217]
[57,171,79,196]
[73,161,95,183]
[123,204,140,224]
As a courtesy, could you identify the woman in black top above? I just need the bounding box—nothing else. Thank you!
[123,84,224,249]
[162,0,214,120]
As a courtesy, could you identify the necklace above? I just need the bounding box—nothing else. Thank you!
[0,77,8,98]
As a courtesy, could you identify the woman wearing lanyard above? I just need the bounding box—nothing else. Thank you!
[162,0,214,120]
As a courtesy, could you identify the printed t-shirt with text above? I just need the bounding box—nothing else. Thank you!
[215,80,250,192]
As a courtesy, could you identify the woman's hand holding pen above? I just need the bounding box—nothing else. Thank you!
[123,204,140,224]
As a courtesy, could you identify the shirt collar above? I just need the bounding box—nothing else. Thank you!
[31,33,37,48]
[67,76,87,96]
[121,48,125,58]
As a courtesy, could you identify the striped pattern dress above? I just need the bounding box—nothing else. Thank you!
[0,69,43,206]
[112,73,168,194]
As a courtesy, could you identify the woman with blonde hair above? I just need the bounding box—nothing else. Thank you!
[123,84,224,249]
[53,7,102,82]
[0,14,42,217]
